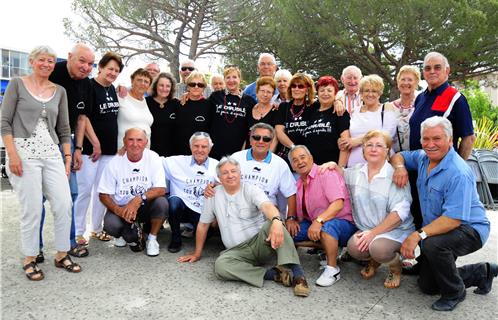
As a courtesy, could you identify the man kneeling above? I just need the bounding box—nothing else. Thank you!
[178,156,310,297]
[98,128,168,256]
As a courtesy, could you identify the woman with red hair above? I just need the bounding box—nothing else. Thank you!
[302,76,350,165]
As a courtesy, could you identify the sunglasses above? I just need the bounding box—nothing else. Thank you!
[187,82,206,88]
[181,66,195,71]
[290,84,307,89]
[251,135,272,143]
[193,131,210,138]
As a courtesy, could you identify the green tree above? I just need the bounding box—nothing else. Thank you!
[461,80,498,126]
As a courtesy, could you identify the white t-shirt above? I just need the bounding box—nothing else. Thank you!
[231,149,296,205]
[117,95,154,149]
[98,149,166,206]
[200,183,269,249]
[163,155,219,213]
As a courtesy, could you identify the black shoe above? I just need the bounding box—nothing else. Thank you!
[431,291,466,311]
[474,262,498,295]
[35,251,44,264]
[167,241,182,253]
[128,242,144,252]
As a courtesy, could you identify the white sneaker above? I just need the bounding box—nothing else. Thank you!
[146,238,160,256]
[316,265,341,287]
[114,236,126,247]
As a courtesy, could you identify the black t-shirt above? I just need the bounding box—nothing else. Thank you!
[245,107,279,147]
[49,61,92,133]
[146,96,179,157]
[303,102,350,165]
[173,98,211,155]
[82,79,120,155]
[275,100,312,146]
[208,91,256,159]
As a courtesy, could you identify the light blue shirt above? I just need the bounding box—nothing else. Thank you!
[401,148,490,244]
[243,81,279,102]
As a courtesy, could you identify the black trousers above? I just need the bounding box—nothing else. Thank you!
[103,197,168,243]
[418,224,484,299]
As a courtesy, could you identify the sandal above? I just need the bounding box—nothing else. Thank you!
[23,261,44,281]
[384,260,402,289]
[54,255,81,273]
[76,235,88,246]
[35,251,45,264]
[90,231,112,242]
[273,266,292,287]
[360,259,380,279]
[68,244,89,258]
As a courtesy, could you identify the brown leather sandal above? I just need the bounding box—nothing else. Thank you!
[23,261,44,281]
[54,255,81,273]
[360,259,380,279]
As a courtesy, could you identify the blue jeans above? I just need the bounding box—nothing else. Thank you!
[168,196,200,244]
[39,138,78,250]
[294,218,357,247]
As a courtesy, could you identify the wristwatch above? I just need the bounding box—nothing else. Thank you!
[417,228,428,240]
[286,216,297,221]
[271,216,282,223]
[316,217,325,225]
[74,146,83,151]
[141,193,147,205]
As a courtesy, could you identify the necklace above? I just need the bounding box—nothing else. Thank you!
[290,103,306,120]
[29,76,54,98]
[254,103,271,119]
[223,93,243,124]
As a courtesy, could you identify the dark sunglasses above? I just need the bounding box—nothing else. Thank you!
[290,84,307,89]
[251,135,272,143]
[181,66,195,71]
[187,82,206,88]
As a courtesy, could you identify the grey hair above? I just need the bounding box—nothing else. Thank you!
[420,116,453,142]
[210,73,224,83]
[258,53,277,66]
[29,45,57,61]
[216,156,241,177]
[70,43,93,55]
[423,52,450,69]
[341,65,362,78]
[288,145,312,163]
[189,132,214,148]
[124,127,148,140]
[274,69,292,81]
[250,122,275,139]
[180,59,195,69]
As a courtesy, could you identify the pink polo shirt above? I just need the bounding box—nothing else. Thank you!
[296,164,353,223]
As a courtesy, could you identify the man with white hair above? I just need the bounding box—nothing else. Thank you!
[144,62,161,80]
[162,132,218,253]
[175,59,212,99]
[243,53,279,101]
[391,116,495,311]
[336,65,363,115]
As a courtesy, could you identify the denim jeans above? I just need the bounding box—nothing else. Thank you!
[418,224,483,299]
[168,196,200,244]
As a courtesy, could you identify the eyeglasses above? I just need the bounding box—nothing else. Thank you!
[423,64,443,72]
[251,135,272,143]
[364,143,387,150]
[187,82,206,88]
[290,84,307,89]
[193,131,210,138]
[361,89,379,94]
[181,66,195,72]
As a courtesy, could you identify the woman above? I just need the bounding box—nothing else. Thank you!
[73,52,123,244]
[174,71,211,155]
[210,73,225,92]
[391,66,421,152]
[303,76,350,165]
[275,73,315,162]
[274,69,292,105]
[208,66,256,160]
[117,68,154,149]
[247,76,279,151]
[342,130,414,288]
[1,46,81,280]
[146,72,180,156]
[341,74,399,167]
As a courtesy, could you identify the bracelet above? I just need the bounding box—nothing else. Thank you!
[394,164,405,169]
[74,146,83,151]
[64,154,72,158]
[271,216,282,222]
[286,216,297,221]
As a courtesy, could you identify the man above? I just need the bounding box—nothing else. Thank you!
[288,145,356,287]
[45,43,95,258]
[175,59,211,99]
[336,65,362,115]
[144,62,160,80]
[98,128,168,256]
[178,157,310,297]
[210,73,225,92]
[162,132,218,253]
[230,123,296,218]
[391,116,496,311]
[243,53,279,101]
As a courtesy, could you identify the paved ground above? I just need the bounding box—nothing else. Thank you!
[1,177,497,320]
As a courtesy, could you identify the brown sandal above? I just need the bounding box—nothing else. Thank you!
[360,259,380,279]
[23,261,44,281]
[54,255,81,273]
[384,261,402,289]
[90,231,112,242]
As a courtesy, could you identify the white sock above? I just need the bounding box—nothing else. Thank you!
[148,234,157,241]
[327,265,340,273]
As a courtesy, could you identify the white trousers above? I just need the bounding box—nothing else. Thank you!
[73,155,113,235]
[7,158,72,256]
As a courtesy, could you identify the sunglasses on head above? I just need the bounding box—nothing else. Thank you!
[193,131,210,138]
[181,66,195,71]
[290,84,307,89]
[187,82,206,88]
[251,135,272,143]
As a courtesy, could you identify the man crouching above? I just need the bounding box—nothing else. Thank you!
[178,156,310,297]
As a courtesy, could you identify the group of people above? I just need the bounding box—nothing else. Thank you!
[1,43,497,311]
